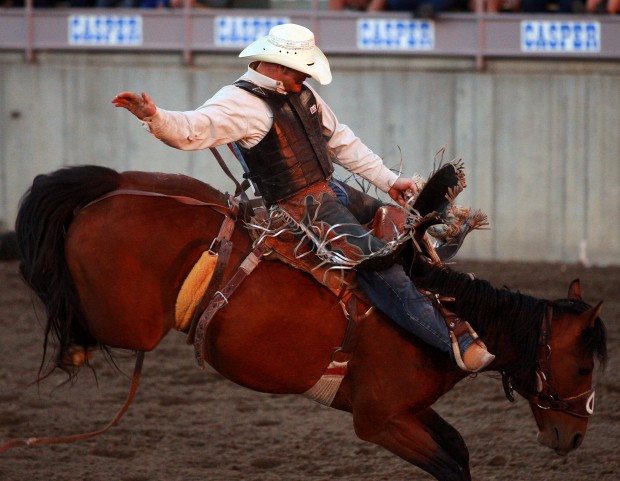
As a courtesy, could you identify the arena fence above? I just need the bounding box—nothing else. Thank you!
[1,6,619,69]
[1,8,619,265]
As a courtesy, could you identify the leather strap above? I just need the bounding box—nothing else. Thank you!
[80,188,235,218]
[332,295,374,364]
[420,289,481,370]
[193,245,266,367]
[209,146,253,201]
[185,239,233,345]
[214,215,236,249]
[421,290,471,337]
[0,351,145,454]
[185,197,238,345]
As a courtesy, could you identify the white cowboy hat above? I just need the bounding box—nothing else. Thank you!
[239,24,332,85]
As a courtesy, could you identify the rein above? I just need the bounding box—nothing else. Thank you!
[502,305,595,419]
[0,352,144,454]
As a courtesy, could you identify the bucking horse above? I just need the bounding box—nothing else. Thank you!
[0,162,607,481]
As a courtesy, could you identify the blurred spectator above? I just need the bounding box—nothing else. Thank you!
[586,0,619,12]
[95,0,139,6]
[519,0,585,11]
[470,0,596,10]
[2,0,200,8]
[138,0,187,6]
[139,0,195,8]
[328,0,373,9]
[329,0,468,16]
[6,0,58,6]
[468,0,520,11]
[478,0,619,11]
[6,0,96,5]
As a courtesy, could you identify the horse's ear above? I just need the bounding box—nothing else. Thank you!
[567,279,582,301]
[582,300,604,328]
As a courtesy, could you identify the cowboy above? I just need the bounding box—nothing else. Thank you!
[112,23,494,372]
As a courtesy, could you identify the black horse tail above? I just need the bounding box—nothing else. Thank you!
[15,165,123,375]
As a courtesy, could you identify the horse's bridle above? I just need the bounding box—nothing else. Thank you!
[502,304,595,419]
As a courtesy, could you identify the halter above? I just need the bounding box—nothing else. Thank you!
[502,304,595,419]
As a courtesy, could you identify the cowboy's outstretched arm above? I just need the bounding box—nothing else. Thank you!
[388,177,418,206]
[112,92,157,120]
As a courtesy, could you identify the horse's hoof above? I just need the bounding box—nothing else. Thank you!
[61,346,93,367]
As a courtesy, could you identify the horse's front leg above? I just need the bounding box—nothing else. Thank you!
[353,406,471,481]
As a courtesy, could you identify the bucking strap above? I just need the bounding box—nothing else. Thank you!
[185,239,233,345]
[193,245,267,367]
[185,205,237,344]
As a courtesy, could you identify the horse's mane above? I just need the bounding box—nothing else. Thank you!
[16,165,124,376]
[417,264,607,379]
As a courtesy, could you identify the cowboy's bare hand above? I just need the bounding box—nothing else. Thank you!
[112,92,157,120]
[388,177,418,206]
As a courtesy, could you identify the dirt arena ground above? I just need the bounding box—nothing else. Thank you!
[1,258,618,481]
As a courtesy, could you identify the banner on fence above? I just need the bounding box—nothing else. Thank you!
[215,16,290,47]
[69,15,143,46]
[521,21,601,53]
[357,19,434,51]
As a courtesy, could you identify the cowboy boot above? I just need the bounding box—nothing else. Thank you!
[461,338,496,373]
[433,294,496,372]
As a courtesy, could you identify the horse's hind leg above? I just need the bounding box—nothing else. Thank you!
[353,407,471,481]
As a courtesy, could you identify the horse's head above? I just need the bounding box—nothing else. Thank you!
[513,279,607,456]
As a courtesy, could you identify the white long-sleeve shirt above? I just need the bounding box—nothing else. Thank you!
[142,66,399,193]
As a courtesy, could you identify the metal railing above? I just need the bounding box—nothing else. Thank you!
[1,3,619,69]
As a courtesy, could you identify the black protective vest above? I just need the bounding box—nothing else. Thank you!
[234,80,334,204]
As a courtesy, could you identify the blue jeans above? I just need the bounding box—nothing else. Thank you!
[329,179,474,360]
[357,264,474,359]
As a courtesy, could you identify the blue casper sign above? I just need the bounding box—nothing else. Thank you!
[69,15,142,46]
[215,16,290,47]
[521,21,600,53]
[357,19,434,51]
